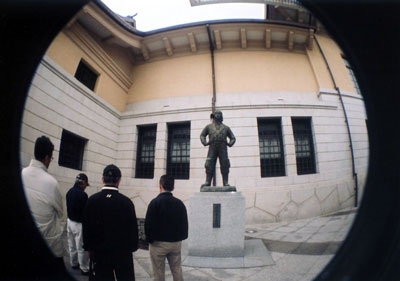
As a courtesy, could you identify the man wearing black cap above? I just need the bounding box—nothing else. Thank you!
[83,164,139,281]
[66,173,90,275]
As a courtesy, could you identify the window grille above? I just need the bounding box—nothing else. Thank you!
[342,55,361,95]
[167,122,190,179]
[292,117,316,175]
[74,60,98,91]
[257,118,285,177]
[135,125,157,179]
[59,129,87,170]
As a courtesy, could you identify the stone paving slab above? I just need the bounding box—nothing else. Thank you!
[62,208,357,281]
[182,239,274,268]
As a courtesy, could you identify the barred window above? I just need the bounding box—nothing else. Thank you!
[257,118,285,177]
[342,55,361,95]
[167,122,190,179]
[135,125,157,179]
[292,117,316,175]
[74,60,98,91]
[59,129,87,170]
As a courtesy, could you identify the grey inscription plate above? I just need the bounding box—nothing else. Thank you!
[213,203,221,228]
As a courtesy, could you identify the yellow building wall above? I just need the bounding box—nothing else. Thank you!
[46,30,129,112]
[128,50,319,103]
[215,50,318,93]
[46,31,83,76]
[128,54,213,103]
[316,35,356,93]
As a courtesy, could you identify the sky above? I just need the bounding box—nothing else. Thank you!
[101,0,265,32]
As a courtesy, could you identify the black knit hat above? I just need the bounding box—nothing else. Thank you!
[103,164,121,179]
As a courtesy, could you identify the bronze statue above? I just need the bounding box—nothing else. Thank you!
[200,110,236,187]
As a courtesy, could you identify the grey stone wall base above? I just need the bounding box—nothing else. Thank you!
[182,239,275,268]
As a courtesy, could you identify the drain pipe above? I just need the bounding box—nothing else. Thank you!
[314,36,359,207]
[206,24,217,186]
[206,24,216,114]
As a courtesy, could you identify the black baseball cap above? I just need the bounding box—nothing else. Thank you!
[103,164,121,179]
[76,173,90,186]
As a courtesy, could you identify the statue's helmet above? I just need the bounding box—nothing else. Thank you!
[212,110,223,122]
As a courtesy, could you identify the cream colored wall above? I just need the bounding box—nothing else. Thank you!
[46,32,84,76]
[46,30,129,112]
[316,35,356,93]
[128,54,213,103]
[87,28,134,76]
[306,41,334,90]
[215,50,318,93]
[128,50,319,103]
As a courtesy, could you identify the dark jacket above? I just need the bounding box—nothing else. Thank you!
[145,192,188,243]
[66,184,88,223]
[82,187,138,253]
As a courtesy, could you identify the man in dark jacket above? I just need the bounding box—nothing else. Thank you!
[83,164,138,281]
[145,175,188,281]
[66,173,90,275]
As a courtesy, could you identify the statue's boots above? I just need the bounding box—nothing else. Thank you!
[203,173,213,186]
[222,173,230,186]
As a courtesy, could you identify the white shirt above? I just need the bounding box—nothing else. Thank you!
[21,159,64,257]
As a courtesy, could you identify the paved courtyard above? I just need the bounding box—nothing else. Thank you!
[64,208,356,281]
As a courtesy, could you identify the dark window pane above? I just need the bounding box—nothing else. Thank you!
[74,60,98,91]
[167,122,190,179]
[257,118,285,177]
[292,117,316,175]
[59,130,87,170]
[136,125,157,179]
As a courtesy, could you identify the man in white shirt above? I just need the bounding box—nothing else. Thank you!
[21,136,64,258]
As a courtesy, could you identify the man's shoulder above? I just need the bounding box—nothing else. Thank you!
[39,169,58,188]
[87,191,102,201]
[160,193,184,204]
[118,192,133,202]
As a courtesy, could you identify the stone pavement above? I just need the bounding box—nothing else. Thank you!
[64,208,356,281]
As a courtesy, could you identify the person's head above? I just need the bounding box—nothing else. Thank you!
[34,136,54,168]
[211,110,223,123]
[102,164,121,187]
[159,175,174,192]
[75,173,89,190]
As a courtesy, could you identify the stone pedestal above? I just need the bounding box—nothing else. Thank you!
[183,190,274,268]
[188,191,245,257]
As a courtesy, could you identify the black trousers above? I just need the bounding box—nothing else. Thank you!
[92,251,135,281]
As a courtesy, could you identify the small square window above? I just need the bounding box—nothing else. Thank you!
[59,129,87,170]
[74,60,98,91]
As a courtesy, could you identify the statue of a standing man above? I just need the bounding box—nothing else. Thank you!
[200,110,236,186]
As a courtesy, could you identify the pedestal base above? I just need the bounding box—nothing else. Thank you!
[188,192,245,257]
[200,185,237,192]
